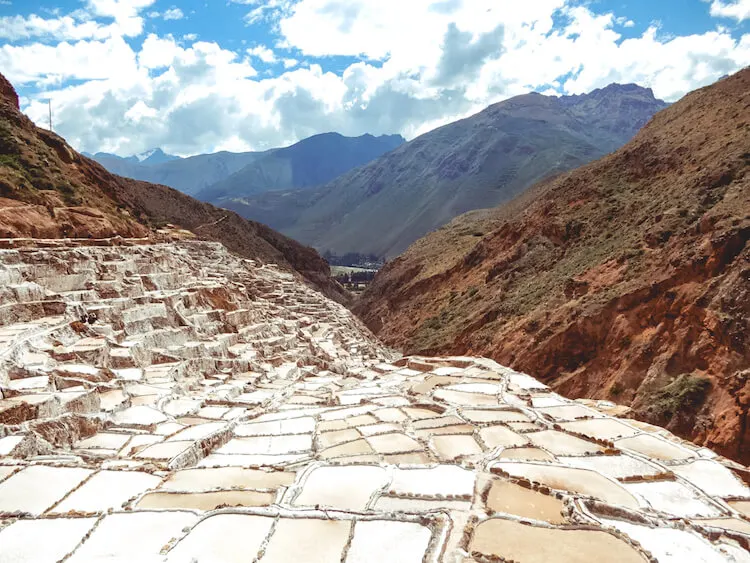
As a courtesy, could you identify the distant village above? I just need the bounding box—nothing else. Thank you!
[324,251,383,293]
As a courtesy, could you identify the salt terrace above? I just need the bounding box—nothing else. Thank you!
[0,238,749,562]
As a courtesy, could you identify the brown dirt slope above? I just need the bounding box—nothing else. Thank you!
[355,68,750,462]
[0,73,347,303]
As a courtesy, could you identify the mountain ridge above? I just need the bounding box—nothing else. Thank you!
[198,132,405,202]
[86,149,264,197]
[222,83,668,258]
[87,133,405,199]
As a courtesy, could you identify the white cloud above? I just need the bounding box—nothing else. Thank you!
[247,45,277,63]
[0,14,111,41]
[163,7,184,21]
[0,0,156,41]
[1,36,139,85]
[85,0,156,20]
[709,0,750,21]
[6,0,750,158]
[230,0,294,25]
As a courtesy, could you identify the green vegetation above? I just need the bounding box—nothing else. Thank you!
[424,316,443,330]
[646,374,711,421]
[0,121,20,155]
[0,153,22,171]
[57,182,81,206]
[609,381,624,398]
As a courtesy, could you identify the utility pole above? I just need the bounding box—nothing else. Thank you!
[48,99,52,132]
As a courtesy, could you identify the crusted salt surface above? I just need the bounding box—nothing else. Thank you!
[50,470,162,513]
[346,520,432,563]
[166,514,274,563]
[1,240,748,562]
[0,466,93,515]
[0,517,97,563]
[598,518,734,562]
[261,518,351,562]
[624,480,723,517]
[0,435,24,456]
[67,511,197,562]
[389,465,475,497]
[293,465,389,510]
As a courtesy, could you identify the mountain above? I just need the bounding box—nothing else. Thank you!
[87,149,262,197]
[223,84,668,259]
[353,69,750,462]
[89,133,404,201]
[135,148,181,165]
[82,150,137,163]
[85,148,181,166]
[199,132,405,202]
[0,73,348,304]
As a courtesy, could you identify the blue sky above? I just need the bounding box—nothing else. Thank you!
[1,0,748,156]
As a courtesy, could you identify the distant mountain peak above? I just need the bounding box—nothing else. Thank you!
[563,82,660,103]
[135,148,160,162]
[135,148,182,165]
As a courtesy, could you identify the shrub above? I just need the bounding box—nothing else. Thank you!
[424,316,442,330]
[647,374,710,420]
[609,381,624,398]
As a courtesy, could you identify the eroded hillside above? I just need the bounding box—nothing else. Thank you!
[356,69,750,463]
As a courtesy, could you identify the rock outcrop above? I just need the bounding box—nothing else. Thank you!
[0,74,18,110]
[0,237,748,562]
[355,69,750,463]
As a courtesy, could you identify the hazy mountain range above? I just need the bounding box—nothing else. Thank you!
[87,133,405,198]
[197,133,405,202]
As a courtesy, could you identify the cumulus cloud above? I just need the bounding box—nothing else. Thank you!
[432,23,505,87]
[8,0,750,158]
[230,0,294,25]
[0,0,156,42]
[247,45,277,63]
[162,7,184,21]
[709,0,750,21]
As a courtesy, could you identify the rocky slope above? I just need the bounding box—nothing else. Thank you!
[0,73,348,303]
[199,132,404,202]
[227,84,668,259]
[355,69,750,463]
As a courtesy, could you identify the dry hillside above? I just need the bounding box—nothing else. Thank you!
[356,69,750,462]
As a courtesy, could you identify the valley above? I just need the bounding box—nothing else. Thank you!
[89,85,667,261]
[222,84,669,259]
